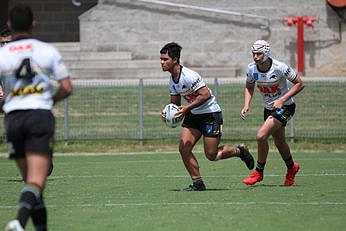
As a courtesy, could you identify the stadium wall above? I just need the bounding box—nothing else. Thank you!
[79,0,346,77]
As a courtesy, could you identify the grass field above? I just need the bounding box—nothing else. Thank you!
[1,141,345,231]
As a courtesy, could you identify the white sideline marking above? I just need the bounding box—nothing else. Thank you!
[48,173,346,179]
[0,173,345,180]
[1,150,346,158]
[0,152,179,157]
[0,201,345,209]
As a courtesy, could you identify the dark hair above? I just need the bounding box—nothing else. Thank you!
[160,42,182,63]
[9,4,34,32]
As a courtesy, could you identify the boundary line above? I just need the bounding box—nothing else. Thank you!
[1,201,345,209]
[0,173,345,180]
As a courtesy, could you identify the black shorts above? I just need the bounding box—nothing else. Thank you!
[264,103,296,127]
[4,110,55,159]
[182,111,223,137]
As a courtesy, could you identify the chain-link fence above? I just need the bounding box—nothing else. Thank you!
[1,78,345,142]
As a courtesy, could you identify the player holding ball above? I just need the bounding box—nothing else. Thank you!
[160,42,254,191]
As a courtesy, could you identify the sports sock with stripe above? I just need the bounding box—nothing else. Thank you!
[16,185,40,228]
[31,194,47,231]
[255,161,266,172]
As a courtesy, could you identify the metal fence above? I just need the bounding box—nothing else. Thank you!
[1,77,345,142]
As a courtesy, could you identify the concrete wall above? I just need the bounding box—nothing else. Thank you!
[79,0,346,77]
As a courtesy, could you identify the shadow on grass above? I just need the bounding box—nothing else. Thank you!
[247,184,301,187]
[7,178,55,183]
[170,188,234,192]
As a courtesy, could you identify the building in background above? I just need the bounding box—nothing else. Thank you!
[2,0,97,42]
[1,0,346,77]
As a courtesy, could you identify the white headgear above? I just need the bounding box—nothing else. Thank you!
[251,40,271,60]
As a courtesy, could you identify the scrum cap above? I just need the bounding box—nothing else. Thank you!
[251,40,271,58]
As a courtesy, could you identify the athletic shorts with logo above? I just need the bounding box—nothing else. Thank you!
[182,111,223,137]
[264,103,296,127]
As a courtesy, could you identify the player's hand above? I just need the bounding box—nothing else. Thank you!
[161,110,166,122]
[271,99,284,110]
[175,105,186,119]
[240,107,249,120]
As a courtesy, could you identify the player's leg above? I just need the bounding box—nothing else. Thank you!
[5,113,27,231]
[47,144,54,177]
[200,112,232,160]
[8,110,54,230]
[26,152,49,230]
[15,158,27,182]
[213,144,254,170]
[13,153,49,230]
[179,127,206,191]
[256,116,281,162]
[243,116,281,185]
[272,127,299,186]
[200,111,254,169]
[272,126,291,160]
[202,134,220,161]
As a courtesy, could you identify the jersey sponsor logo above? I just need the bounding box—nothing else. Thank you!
[183,91,198,103]
[9,43,33,52]
[190,77,202,91]
[204,122,220,135]
[257,85,280,94]
[9,84,44,97]
[275,108,290,121]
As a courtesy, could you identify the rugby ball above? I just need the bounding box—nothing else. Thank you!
[162,103,182,128]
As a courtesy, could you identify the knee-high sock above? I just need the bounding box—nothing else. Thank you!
[31,194,47,231]
[17,185,40,228]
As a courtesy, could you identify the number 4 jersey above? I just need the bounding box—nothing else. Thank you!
[246,58,298,110]
[0,37,70,113]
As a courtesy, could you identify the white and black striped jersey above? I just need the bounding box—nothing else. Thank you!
[168,65,221,114]
[246,58,297,110]
[0,37,70,113]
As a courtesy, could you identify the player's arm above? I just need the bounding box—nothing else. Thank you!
[0,84,3,113]
[170,94,181,106]
[176,86,210,118]
[272,75,305,109]
[0,84,3,102]
[53,77,73,105]
[240,81,255,120]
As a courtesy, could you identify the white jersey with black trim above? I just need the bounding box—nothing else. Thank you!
[0,38,70,113]
[246,58,297,110]
[168,65,221,114]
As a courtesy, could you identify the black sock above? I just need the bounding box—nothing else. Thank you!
[17,186,40,228]
[192,177,203,184]
[284,156,294,169]
[31,195,47,231]
[255,161,266,172]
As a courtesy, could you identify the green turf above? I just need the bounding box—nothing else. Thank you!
[1,147,346,231]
